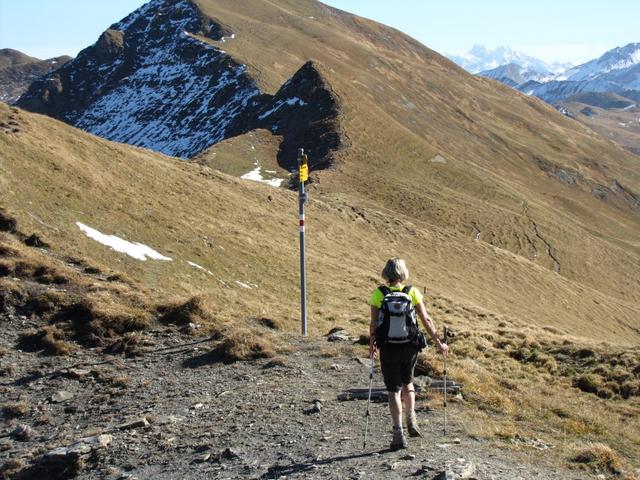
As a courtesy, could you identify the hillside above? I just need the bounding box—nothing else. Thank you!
[15,0,640,330]
[2,0,640,476]
[2,103,639,479]
[558,98,640,156]
[0,49,71,104]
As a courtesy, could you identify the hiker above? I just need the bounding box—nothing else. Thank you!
[369,257,449,450]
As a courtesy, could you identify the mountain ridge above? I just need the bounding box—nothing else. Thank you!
[17,0,344,165]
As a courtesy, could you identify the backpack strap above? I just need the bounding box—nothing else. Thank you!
[378,285,391,296]
[402,285,412,295]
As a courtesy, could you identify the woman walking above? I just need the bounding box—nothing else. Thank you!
[369,257,449,450]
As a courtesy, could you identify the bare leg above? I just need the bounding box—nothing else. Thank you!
[402,383,415,414]
[402,383,422,437]
[388,390,407,449]
[388,391,402,428]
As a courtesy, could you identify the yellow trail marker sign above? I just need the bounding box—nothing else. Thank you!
[299,163,309,182]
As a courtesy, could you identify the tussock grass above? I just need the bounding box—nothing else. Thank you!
[570,443,624,476]
[212,328,276,363]
[20,325,74,356]
[0,208,18,233]
[2,397,29,419]
[157,295,217,328]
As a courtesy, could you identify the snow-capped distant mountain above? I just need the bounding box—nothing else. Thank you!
[448,44,564,75]
[479,63,554,87]
[559,42,640,82]
[517,42,640,103]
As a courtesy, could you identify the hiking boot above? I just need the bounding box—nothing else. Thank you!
[406,411,422,438]
[390,426,408,450]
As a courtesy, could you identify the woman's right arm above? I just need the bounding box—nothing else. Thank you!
[369,305,379,358]
[416,301,448,357]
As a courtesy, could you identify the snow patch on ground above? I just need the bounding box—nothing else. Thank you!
[258,97,307,120]
[77,222,172,261]
[241,163,284,187]
[187,261,214,275]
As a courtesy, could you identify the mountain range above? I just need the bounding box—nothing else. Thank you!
[448,43,640,155]
[448,44,570,76]
[449,43,640,104]
[517,42,640,104]
[1,0,639,476]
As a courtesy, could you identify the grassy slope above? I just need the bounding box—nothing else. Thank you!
[1,102,638,345]
[1,96,639,473]
[191,0,640,340]
[1,0,640,471]
[560,101,640,155]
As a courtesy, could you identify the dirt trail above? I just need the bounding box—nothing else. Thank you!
[0,315,594,479]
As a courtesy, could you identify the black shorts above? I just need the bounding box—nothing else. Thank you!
[380,343,419,393]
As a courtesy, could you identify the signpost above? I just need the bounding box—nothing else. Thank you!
[298,148,308,336]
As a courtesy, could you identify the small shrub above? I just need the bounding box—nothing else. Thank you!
[105,332,152,357]
[2,398,29,418]
[415,353,440,377]
[574,348,596,359]
[0,458,24,478]
[0,278,27,310]
[26,290,71,314]
[60,298,151,345]
[530,352,558,372]
[0,209,17,233]
[255,317,282,330]
[619,380,640,399]
[13,260,70,284]
[23,234,48,248]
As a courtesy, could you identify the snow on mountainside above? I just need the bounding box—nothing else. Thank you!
[479,63,552,87]
[451,42,640,106]
[17,0,342,165]
[447,44,566,75]
[516,44,640,103]
[560,42,640,82]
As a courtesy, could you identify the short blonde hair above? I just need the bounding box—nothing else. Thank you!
[381,257,409,284]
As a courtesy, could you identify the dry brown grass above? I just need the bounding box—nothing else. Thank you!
[1,4,640,470]
[157,295,217,328]
[570,443,624,476]
[212,328,276,363]
[419,314,640,472]
[20,325,74,355]
[2,396,29,419]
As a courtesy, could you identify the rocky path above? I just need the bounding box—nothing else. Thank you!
[1,317,594,479]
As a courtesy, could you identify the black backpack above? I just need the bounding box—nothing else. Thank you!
[375,285,419,346]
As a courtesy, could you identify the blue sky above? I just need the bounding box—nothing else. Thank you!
[1,0,638,64]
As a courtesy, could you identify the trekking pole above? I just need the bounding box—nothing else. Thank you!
[443,325,448,438]
[363,354,375,450]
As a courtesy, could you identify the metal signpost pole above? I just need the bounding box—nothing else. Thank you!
[298,148,309,336]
